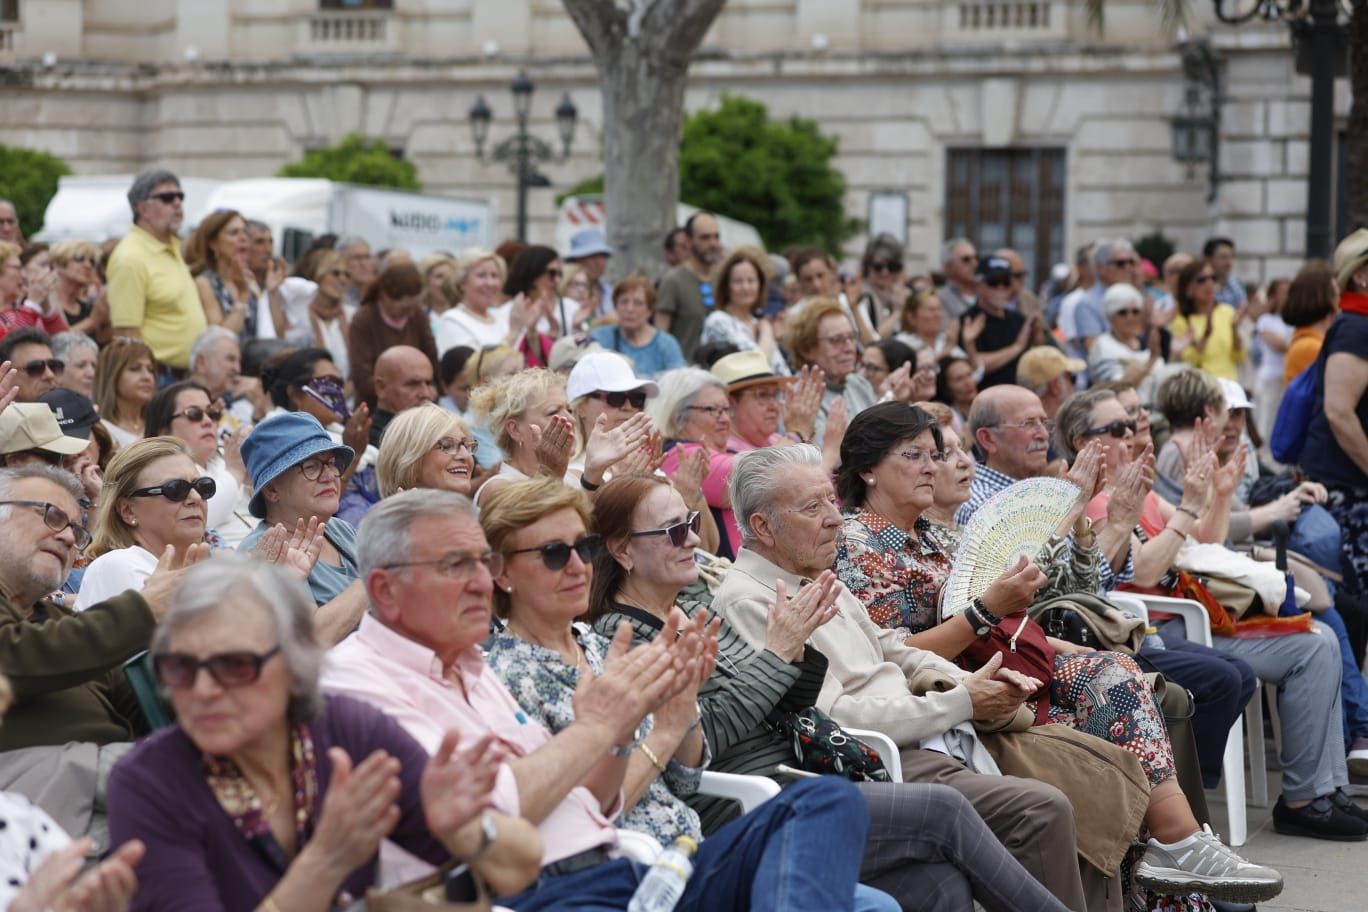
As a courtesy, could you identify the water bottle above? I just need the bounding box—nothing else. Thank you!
[628,836,698,912]
[1142,626,1166,651]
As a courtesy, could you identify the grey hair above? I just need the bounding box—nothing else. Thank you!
[965,394,1006,453]
[0,465,85,514]
[646,367,725,438]
[1053,388,1118,463]
[126,169,180,220]
[190,325,239,371]
[357,488,478,583]
[244,219,270,234]
[51,331,98,364]
[336,235,370,254]
[151,555,324,723]
[1091,238,1135,274]
[728,444,822,545]
[940,237,974,266]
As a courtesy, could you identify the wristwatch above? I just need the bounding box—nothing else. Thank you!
[966,598,996,637]
[464,811,498,863]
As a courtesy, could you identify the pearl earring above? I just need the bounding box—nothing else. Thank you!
[129,518,138,527]
[866,477,876,487]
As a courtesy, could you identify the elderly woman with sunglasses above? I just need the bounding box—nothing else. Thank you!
[1170,258,1243,381]
[833,402,1283,901]
[586,473,1075,912]
[106,556,541,912]
[144,381,253,546]
[1086,283,1166,404]
[75,437,214,611]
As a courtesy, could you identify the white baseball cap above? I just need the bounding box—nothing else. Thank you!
[1219,378,1252,412]
[566,352,659,402]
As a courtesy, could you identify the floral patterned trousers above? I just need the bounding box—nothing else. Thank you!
[1045,651,1175,788]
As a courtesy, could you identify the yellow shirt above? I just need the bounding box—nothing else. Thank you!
[1172,304,1242,381]
[106,225,207,370]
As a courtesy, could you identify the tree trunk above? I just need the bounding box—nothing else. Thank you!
[562,0,726,279]
[1349,1,1368,232]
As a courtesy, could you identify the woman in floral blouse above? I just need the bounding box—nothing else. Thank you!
[479,477,713,848]
[832,403,1280,900]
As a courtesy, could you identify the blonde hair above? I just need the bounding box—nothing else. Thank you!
[463,344,519,387]
[89,436,194,558]
[0,241,19,269]
[310,250,346,283]
[784,297,848,369]
[49,239,100,269]
[443,248,508,306]
[93,338,156,424]
[479,477,592,618]
[468,368,566,458]
[375,404,469,498]
[914,400,955,428]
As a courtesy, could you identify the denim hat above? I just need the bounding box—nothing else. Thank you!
[566,227,613,260]
[242,412,354,518]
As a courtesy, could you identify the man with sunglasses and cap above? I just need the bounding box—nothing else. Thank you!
[106,168,206,377]
[961,256,1047,390]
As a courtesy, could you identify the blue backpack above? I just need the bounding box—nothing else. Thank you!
[1269,320,1340,464]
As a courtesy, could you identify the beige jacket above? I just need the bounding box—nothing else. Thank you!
[714,548,974,747]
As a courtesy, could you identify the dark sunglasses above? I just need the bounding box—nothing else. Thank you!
[508,534,604,571]
[545,268,563,280]
[0,500,91,550]
[171,405,223,424]
[631,512,701,548]
[21,358,64,378]
[1082,420,1138,439]
[589,389,647,410]
[129,476,217,502]
[869,260,902,274]
[1109,258,1137,268]
[153,646,280,689]
[1194,274,1217,284]
[983,277,1012,289]
[150,191,185,204]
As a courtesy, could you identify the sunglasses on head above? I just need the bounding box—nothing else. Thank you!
[21,358,64,378]
[129,476,217,503]
[1082,419,1138,439]
[153,646,279,690]
[508,534,605,572]
[589,389,647,410]
[150,191,185,205]
[631,511,701,548]
[172,405,223,424]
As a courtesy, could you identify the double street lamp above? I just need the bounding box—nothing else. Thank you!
[468,71,578,242]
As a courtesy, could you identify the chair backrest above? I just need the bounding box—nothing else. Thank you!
[122,650,176,730]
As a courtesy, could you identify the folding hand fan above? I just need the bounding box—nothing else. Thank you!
[941,477,1080,617]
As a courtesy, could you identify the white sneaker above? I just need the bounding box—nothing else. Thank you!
[1134,825,1283,903]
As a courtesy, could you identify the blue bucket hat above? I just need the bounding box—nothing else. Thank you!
[242,412,354,519]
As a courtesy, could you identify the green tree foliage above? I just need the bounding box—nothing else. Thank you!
[277,133,420,190]
[0,144,72,239]
[680,95,859,253]
[1134,230,1176,270]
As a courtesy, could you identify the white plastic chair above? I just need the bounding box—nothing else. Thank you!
[614,770,784,866]
[846,727,903,782]
[1110,593,1259,846]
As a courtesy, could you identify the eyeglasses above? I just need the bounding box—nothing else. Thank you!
[1194,274,1217,284]
[686,404,729,420]
[1082,420,1137,439]
[869,260,902,274]
[433,436,479,456]
[589,390,647,410]
[992,418,1055,433]
[699,281,715,309]
[129,476,217,503]
[896,447,948,465]
[631,512,701,548]
[382,550,504,579]
[0,500,91,550]
[297,456,340,481]
[508,534,604,571]
[958,254,979,263]
[20,358,64,378]
[1122,403,1149,418]
[150,191,185,205]
[153,647,280,690]
[818,332,857,348]
[859,361,888,375]
[171,405,223,424]
[746,388,786,404]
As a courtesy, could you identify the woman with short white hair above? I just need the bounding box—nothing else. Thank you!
[1086,282,1165,403]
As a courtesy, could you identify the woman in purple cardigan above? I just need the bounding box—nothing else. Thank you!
[105,557,540,912]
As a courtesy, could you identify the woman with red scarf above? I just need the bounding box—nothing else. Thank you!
[1302,230,1368,595]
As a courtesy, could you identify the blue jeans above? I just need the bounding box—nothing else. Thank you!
[500,777,884,911]
[1314,604,1368,742]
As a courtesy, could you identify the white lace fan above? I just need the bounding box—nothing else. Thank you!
[941,477,1080,618]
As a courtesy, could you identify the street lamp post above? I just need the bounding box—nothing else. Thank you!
[468,71,578,243]
[1212,0,1347,258]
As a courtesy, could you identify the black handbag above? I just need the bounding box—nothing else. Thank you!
[766,706,892,782]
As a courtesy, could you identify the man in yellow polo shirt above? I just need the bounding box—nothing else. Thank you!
[106,169,207,374]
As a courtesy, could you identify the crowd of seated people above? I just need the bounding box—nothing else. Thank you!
[9,169,1368,911]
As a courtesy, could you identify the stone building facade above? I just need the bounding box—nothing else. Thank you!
[0,0,1342,286]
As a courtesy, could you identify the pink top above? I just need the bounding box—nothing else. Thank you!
[1086,489,1167,540]
[321,614,621,866]
[661,441,740,554]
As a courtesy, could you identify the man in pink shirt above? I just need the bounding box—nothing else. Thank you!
[322,489,889,911]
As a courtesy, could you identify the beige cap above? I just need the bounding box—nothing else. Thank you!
[1016,346,1086,390]
[1334,228,1368,290]
[0,403,89,457]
